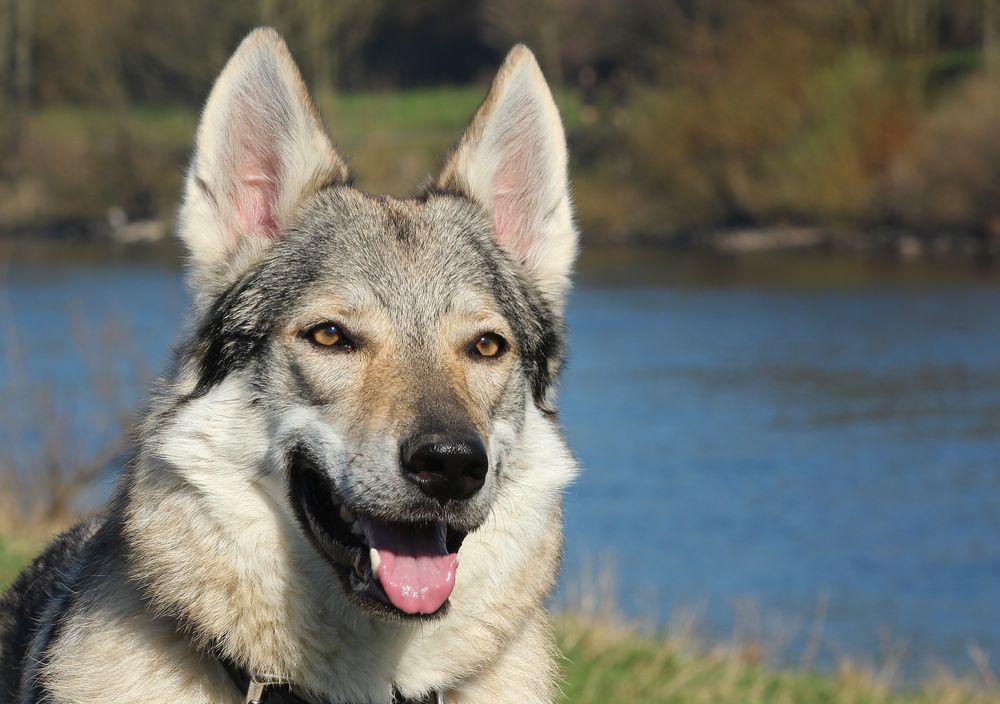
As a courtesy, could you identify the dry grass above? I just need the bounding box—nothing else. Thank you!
[555,614,1000,704]
[551,558,1000,703]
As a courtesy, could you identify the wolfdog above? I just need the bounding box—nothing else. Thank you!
[0,27,578,704]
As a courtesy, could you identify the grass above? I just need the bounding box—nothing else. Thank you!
[1,533,996,703]
[0,535,34,589]
[555,617,999,704]
[5,86,584,227]
[317,86,580,196]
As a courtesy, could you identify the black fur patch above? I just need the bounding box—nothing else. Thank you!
[187,274,272,397]
[184,251,323,398]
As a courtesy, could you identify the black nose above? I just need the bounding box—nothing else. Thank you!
[401,433,488,503]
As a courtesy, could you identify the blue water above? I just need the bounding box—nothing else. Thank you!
[1,253,999,678]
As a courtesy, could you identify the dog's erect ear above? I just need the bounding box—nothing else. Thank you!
[178,28,348,282]
[436,45,577,308]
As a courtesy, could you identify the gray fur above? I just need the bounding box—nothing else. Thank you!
[0,28,578,704]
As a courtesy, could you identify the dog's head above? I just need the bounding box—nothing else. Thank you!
[170,29,575,621]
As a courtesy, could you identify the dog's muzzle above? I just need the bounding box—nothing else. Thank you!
[288,447,480,619]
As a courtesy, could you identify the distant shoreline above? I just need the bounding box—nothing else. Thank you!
[2,220,999,264]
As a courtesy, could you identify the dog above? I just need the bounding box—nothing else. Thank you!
[0,27,579,704]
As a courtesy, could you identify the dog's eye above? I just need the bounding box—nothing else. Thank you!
[305,323,354,350]
[471,333,507,359]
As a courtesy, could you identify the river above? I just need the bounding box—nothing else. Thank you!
[1,247,998,679]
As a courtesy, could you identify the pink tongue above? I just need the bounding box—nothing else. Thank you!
[362,519,458,615]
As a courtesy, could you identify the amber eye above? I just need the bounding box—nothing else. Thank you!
[472,332,507,359]
[305,323,353,350]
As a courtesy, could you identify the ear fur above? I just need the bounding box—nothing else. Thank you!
[436,45,577,308]
[178,28,348,287]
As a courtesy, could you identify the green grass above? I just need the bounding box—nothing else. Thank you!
[320,86,492,195]
[317,85,580,195]
[32,104,198,143]
[0,535,33,589]
[27,84,580,145]
[1,535,996,703]
[555,618,998,704]
[320,85,581,136]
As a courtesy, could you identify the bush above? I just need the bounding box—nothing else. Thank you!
[623,7,922,235]
[885,75,1000,234]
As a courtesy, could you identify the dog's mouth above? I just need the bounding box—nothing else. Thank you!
[289,451,467,619]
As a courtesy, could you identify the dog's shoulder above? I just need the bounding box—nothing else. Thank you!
[0,514,108,699]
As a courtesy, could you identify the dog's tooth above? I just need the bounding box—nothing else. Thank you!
[340,505,355,523]
[369,548,381,575]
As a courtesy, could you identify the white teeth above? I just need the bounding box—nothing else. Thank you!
[340,506,355,523]
[369,548,381,574]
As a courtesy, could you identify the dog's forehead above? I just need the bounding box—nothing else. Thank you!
[288,187,506,313]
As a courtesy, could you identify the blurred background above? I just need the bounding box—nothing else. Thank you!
[1,1,1000,701]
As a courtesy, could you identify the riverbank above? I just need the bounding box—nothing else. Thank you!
[5,87,1000,256]
[0,534,995,703]
[3,220,999,262]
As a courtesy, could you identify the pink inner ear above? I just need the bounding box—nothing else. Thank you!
[490,121,543,263]
[235,172,279,240]
[491,177,520,250]
[224,91,284,243]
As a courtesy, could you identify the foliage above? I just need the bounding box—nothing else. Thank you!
[555,617,999,704]
[885,76,1000,232]
[5,0,1000,239]
[0,535,32,590]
